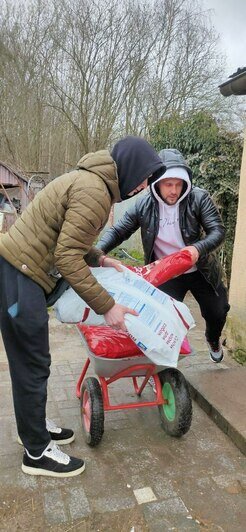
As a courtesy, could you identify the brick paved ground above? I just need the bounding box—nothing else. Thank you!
[0,303,245,531]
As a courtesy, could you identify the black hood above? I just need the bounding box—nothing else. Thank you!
[158,148,192,183]
[111,136,165,200]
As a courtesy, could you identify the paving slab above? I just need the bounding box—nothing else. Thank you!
[184,367,246,455]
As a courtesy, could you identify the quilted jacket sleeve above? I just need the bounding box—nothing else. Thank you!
[54,182,115,315]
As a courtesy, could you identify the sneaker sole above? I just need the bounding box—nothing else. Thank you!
[210,354,224,363]
[21,462,85,477]
[17,434,75,446]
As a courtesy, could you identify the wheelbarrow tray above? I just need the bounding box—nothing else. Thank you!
[77,326,167,377]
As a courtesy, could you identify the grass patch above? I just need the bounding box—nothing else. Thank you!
[108,247,144,266]
[232,349,246,366]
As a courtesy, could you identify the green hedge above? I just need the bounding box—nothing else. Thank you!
[150,112,243,285]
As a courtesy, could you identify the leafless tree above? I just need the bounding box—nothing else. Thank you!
[0,0,240,176]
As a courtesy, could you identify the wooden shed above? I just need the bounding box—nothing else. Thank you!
[0,161,29,233]
[0,163,50,233]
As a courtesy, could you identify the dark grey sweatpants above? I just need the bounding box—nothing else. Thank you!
[0,257,51,455]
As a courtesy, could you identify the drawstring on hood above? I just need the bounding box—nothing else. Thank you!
[111,136,165,201]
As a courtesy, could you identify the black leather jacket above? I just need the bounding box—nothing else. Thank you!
[97,186,225,291]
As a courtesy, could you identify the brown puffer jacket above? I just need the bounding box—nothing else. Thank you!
[0,151,121,314]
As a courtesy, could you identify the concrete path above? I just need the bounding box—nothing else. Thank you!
[182,296,246,456]
[0,300,245,531]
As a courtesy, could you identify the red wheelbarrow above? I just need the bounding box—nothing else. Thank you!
[76,326,193,446]
[75,250,194,446]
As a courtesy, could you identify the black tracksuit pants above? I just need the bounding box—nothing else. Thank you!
[158,270,230,343]
[0,257,51,455]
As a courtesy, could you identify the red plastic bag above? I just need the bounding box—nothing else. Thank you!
[127,249,193,287]
[78,324,143,358]
[78,323,191,359]
[180,336,192,355]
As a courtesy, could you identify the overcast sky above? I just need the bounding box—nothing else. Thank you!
[202,0,246,79]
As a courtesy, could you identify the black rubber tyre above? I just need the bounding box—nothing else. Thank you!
[158,368,192,437]
[81,377,104,446]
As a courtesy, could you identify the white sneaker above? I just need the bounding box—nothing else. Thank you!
[22,441,85,478]
[207,340,224,363]
[18,418,75,446]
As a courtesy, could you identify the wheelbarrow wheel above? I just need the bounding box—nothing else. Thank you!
[81,377,104,446]
[158,368,192,437]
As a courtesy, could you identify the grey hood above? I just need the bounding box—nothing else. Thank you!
[158,149,192,182]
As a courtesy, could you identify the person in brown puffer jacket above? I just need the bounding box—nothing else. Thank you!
[0,135,165,478]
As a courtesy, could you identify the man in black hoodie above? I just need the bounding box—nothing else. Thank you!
[0,135,165,479]
[97,148,230,364]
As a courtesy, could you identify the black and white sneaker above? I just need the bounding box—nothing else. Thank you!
[22,441,85,478]
[18,418,75,446]
[207,340,224,363]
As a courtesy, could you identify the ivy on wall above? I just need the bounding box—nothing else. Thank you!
[150,112,243,285]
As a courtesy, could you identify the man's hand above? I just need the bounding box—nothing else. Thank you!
[104,303,138,332]
[99,255,123,272]
[182,246,200,265]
